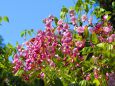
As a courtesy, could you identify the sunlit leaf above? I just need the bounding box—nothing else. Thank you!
[3,16,9,22]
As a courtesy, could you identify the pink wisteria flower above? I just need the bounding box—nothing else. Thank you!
[69,9,77,25]
[103,14,108,20]
[107,34,115,43]
[70,16,77,25]
[75,41,85,49]
[81,14,87,22]
[103,27,112,33]
[76,26,85,34]
[69,10,75,17]
[57,19,63,25]
[12,9,115,84]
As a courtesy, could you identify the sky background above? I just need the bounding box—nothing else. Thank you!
[0,0,74,45]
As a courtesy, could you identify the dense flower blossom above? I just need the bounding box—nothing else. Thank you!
[12,9,115,84]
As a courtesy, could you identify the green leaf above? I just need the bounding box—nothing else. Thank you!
[90,32,99,44]
[81,47,93,55]
[3,16,9,22]
[61,6,68,13]
[93,79,100,86]
[0,62,6,68]
[31,29,34,32]
[15,69,24,76]
[84,3,89,13]
[7,43,13,49]
[28,30,31,36]
[0,16,2,23]
[60,6,68,19]
[90,0,95,5]
[75,0,83,13]
[107,44,113,50]
[84,26,89,38]
[112,1,115,8]
[60,12,66,19]
[20,31,25,37]
[54,17,58,26]
[107,15,111,21]
[69,6,74,10]
[79,80,87,86]
[97,43,105,49]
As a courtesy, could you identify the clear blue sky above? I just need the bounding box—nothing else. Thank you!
[0,0,74,45]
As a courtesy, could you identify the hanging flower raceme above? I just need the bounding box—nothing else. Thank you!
[12,8,115,85]
[69,9,77,26]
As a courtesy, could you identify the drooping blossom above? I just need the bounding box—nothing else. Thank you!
[107,34,115,43]
[69,9,77,25]
[69,9,75,17]
[76,26,85,34]
[70,16,77,25]
[103,27,112,33]
[81,14,87,22]
[12,10,115,83]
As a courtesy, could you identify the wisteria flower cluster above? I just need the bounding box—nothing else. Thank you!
[12,9,115,85]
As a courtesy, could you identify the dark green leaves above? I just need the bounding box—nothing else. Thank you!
[33,78,44,86]
[54,78,63,86]
[112,1,115,8]
[54,17,59,26]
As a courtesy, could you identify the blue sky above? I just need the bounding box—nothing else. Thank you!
[0,0,74,45]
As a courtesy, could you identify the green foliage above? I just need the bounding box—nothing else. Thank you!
[0,0,115,86]
[60,6,68,19]
[75,0,95,13]
[93,79,100,86]
[0,16,9,25]
[20,29,35,39]
[90,32,99,44]
[3,16,9,22]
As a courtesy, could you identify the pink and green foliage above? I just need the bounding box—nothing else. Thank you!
[12,1,115,86]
